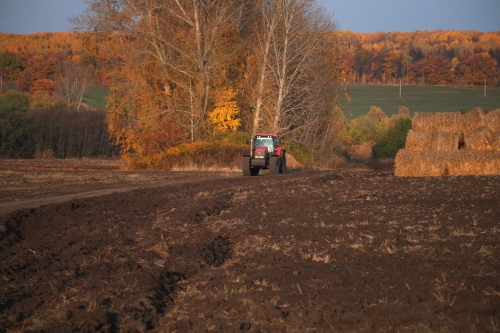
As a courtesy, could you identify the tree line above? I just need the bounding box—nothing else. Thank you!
[0,90,117,159]
[334,30,500,86]
[69,0,344,164]
[2,29,498,90]
[1,10,499,164]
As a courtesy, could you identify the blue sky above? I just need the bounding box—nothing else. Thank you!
[328,0,500,33]
[0,0,499,34]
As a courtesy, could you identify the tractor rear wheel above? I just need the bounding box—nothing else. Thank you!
[280,156,286,174]
[269,156,280,175]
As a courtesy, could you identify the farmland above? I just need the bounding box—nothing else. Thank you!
[343,85,500,119]
[3,85,499,118]
[1,159,499,332]
[84,86,109,109]
[0,84,108,110]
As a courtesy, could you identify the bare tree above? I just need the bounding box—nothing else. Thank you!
[248,0,280,139]
[73,0,245,142]
[72,0,343,160]
[57,60,95,111]
[248,0,336,137]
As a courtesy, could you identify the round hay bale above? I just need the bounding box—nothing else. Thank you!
[464,126,493,151]
[485,109,500,132]
[462,108,485,135]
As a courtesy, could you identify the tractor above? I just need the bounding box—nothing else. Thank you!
[242,134,286,176]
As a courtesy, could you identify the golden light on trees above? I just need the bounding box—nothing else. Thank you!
[209,87,240,133]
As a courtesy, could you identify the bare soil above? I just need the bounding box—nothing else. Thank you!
[0,159,238,206]
[1,159,499,332]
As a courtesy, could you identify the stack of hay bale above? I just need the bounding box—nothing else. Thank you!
[395,108,500,176]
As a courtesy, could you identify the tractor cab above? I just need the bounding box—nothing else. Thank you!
[254,135,277,154]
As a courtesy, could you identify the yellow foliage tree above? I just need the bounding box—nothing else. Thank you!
[209,87,241,132]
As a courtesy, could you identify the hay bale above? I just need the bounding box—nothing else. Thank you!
[485,109,500,132]
[446,150,500,176]
[395,149,448,177]
[405,131,459,152]
[462,108,485,135]
[434,112,463,133]
[412,112,436,132]
[431,132,460,152]
[464,126,493,151]
[492,131,500,151]
[405,130,433,152]
[412,112,463,133]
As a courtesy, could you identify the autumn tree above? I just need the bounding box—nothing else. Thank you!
[0,51,23,81]
[396,106,410,118]
[209,87,241,133]
[31,79,57,96]
[332,30,500,87]
[366,106,387,122]
[0,90,32,158]
[29,90,53,110]
[458,53,499,86]
[246,0,339,141]
[72,0,246,157]
[426,55,454,85]
[57,59,95,111]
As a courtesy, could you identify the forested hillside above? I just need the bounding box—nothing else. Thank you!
[334,30,500,86]
[2,29,498,91]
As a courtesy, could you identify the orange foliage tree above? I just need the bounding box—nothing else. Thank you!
[30,79,57,96]
[72,0,345,162]
[73,0,247,158]
[458,53,499,86]
[333,30,500,87]
[209,88,241,133]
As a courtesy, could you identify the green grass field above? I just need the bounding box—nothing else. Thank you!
[2,85,499,119]
[342,85,500,119]
[0,85,109,110]
[84,86,109,109]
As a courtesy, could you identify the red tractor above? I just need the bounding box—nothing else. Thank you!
[242,134,286,176]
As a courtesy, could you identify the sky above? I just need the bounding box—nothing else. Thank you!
[0,0,499,35]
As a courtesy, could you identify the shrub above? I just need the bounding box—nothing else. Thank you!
[372,117,412,159]
[207,131,249,145]
[129,140,248,171]
[366,106,387,122]
[0,90,32,158]
[397,106,410,118]
[345,117,378,146]
[282,140,312,165]
[348,142,373,161]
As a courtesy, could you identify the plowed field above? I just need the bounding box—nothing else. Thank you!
[1,160,499,332]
